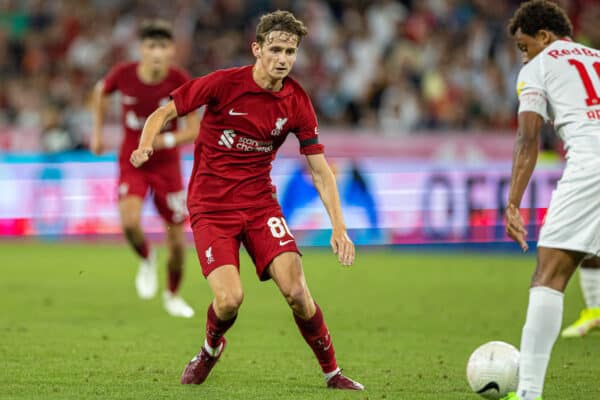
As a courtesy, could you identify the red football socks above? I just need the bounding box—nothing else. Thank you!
[205,303,237,348]
[167,268,182,294]
[293,304,338,373]
[132,239,150,260]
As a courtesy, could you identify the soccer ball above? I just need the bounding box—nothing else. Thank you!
[466,341,519,399]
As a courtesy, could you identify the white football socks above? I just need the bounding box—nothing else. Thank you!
[517,286,563,400]
[579,268,600,308]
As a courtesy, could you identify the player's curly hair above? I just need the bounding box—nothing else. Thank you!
[138,19,173,41]
[256,10,308,45]
[508,0,572,38]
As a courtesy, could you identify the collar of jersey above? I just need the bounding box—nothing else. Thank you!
[243,65,294,98]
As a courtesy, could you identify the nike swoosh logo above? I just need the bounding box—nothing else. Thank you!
[229,108,248,116]
[279,239,295,246]
[476,381,500,394]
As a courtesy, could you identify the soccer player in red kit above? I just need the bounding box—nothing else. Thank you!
[131,11,364,390]
[91,20,199,318]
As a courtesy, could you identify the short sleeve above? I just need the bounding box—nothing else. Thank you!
[294,94,324,155]
[102,64,126,94]
[170,71,223,117]
[516,61,549,122]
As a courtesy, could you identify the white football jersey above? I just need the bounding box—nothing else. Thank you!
[517,39,600,167]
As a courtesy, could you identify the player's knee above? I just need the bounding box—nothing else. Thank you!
[282,283,309,310]
[215,290,244,315]
[531,272,570,291]
[531,262,575,291]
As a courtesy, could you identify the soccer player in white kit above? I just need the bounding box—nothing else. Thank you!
[561,257,600,338]
[504,1,600,399]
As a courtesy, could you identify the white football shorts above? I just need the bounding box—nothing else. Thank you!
[538,165,600,256]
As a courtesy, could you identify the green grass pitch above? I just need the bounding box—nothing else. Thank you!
[1,242,599,399]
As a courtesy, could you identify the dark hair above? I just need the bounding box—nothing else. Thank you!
[138,19,173,41]
[255,10,308,45]
[508,0,572,38]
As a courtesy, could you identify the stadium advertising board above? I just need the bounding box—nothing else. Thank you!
[0,155,562,246]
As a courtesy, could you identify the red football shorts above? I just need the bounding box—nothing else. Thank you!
[118,160,186,224]
[191,205,301,280]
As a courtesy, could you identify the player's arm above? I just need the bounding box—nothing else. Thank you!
[130,101,178,168]
[153,110,201,149]
[90,81,110,155]
[305,153,355,266]
[145,72,220,154]
[506,111,544,252]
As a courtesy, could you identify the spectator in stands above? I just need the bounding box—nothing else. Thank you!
[0,0,597,151]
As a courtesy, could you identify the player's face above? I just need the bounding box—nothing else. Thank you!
[514,28,550,64]
[139,38,174,72]
[253,31,299,81]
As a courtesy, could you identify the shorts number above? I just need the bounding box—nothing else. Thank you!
[166,191,187,223]
[267,217,293,238]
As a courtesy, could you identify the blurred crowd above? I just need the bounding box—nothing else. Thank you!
[1,0,600,152]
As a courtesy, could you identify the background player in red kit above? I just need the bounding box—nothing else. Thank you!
[91,20,199,318]
[131,11,364,390]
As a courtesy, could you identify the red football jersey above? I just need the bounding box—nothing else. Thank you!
[102,62,190,168]
[171,65,324,213]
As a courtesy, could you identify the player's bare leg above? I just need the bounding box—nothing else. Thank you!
[119,195,157,299]
[562,256,600,338]
[268,252,364,390]
[515,247,584,400]
[181,265,242,384]
[162,222,194,318]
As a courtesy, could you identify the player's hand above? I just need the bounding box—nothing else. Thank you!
[505,204,528,252]
[130,148,153,168]
[330,228,355,266]
[90,134,104,155]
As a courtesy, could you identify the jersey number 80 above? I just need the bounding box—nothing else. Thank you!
[267,217,294,239]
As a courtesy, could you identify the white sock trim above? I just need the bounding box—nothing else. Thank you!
[203,339,223,357]
[529,285,563,298]
[324,368,341,380]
